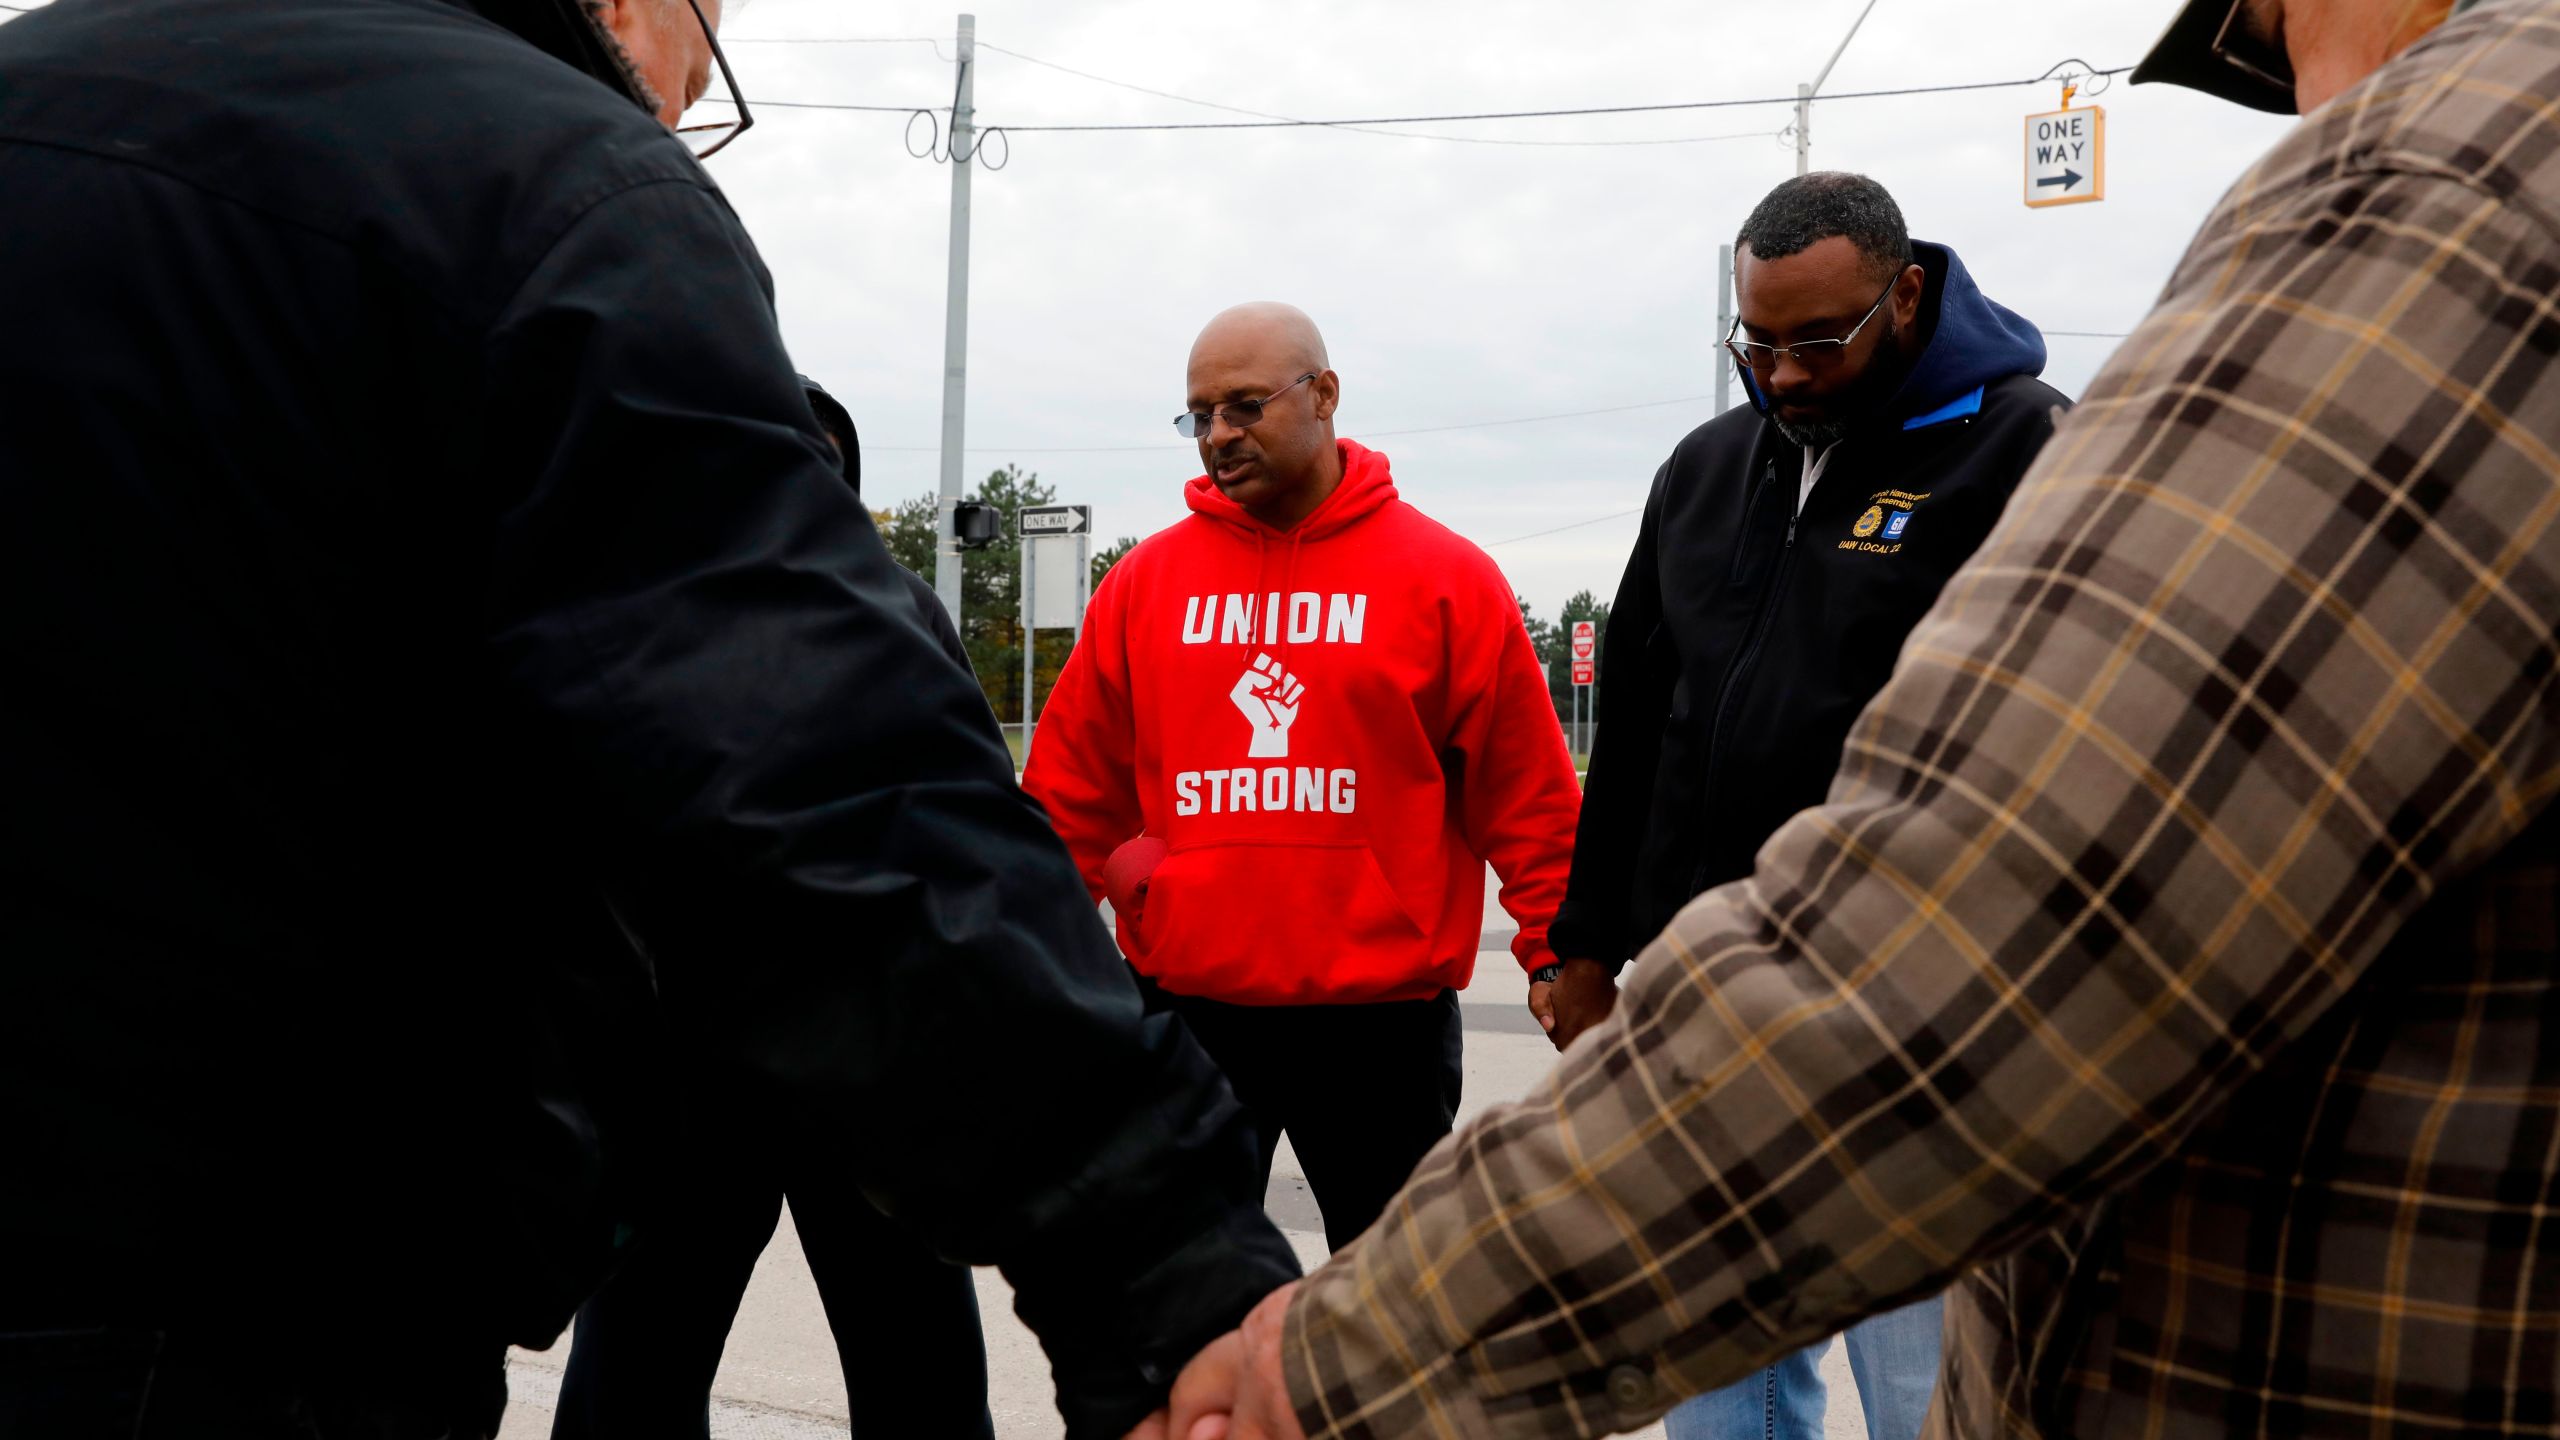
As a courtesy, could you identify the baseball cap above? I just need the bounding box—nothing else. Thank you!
[2131,0,2299,113]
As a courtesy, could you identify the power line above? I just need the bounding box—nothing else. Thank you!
[727,36,943,45]
[719,98,940,115]
[1484,508,1646,548]
[861,440,1167,455]
[693,64,2130,134]
[863,394,1720,454]
[994,68,2132,134]
[978,41,1322,123]
[1372,394,1713,438]
[1389,126,1781,150]
[976,41,1783,149]
[860,336,2141,456]
[724,34,958,65]
[1362,125,1783,150]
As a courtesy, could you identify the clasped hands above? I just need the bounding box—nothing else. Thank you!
[1525,955,1620,1052]
[1125,958,1617,1438]
[1125,1282,1307,1440]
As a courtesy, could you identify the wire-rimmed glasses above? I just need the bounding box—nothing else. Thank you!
[1175,373,1318,440]
[1723,274,1901,373]
[671,0,754,160]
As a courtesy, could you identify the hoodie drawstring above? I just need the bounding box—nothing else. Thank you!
[1276,527,1307,672]
[1236,526,1309,672]
[1241,529,1272,665]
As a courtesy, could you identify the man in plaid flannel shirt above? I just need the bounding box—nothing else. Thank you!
[1133,0,2560,1435]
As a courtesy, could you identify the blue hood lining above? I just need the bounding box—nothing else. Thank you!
[1901,386,1985,431]
[1888,240,2048,423]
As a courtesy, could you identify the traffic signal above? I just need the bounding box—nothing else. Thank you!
[953,500,999,551]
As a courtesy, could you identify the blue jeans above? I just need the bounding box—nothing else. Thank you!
[1662,1295,1944,1440]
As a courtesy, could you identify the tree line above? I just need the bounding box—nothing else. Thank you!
[1519,591,1609,735]
[873,465,1136,727]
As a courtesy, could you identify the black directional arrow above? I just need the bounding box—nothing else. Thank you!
[2035,168,2085,190]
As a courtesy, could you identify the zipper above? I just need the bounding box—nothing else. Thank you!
[1691,457,1804,893]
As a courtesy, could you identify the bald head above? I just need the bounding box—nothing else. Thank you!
[1189,302,1331,379]
[1184,302,1344,530]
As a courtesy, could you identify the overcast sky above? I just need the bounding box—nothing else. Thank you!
[705,0,2295,617]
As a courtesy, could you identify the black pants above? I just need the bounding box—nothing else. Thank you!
[553,1152,992,1440]
[1150,981,1464,1252]
[0,1329,504,1440]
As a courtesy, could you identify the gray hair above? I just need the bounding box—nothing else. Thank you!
[1736,172,1913,283]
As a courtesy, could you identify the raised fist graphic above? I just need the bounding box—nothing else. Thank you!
[1229,653,1306,759]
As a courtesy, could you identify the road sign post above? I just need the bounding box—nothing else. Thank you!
[1570,621,1596,755]
[1018,504,1091,752]
[2023,104,2106,209]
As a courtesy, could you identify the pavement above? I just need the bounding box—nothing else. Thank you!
[493,871,1868,1439]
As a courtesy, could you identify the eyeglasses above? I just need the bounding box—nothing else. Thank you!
[2207,0,2296,93]
[1724,274,1901,373]
[1174,373,1317,440]
[672,0,754,161]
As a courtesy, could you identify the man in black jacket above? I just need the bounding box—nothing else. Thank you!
[1544,173,2069,1440]
[549,378,998,1440]
[0,1,1294,1437]
[798,377,977,674]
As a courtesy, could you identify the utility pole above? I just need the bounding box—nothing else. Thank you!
[1715,241,1734,413]
[1021,534,1036,750]
[1795,0,1880,176]
[1794,82,1813,177]
[930,14,977,620]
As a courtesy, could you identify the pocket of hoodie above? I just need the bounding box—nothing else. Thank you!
[1136,840,1427,1002]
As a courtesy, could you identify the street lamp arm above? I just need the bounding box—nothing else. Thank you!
[1808,0,1882,98]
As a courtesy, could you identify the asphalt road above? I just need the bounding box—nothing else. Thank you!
[492,875,1871,1439]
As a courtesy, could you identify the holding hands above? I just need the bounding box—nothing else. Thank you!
[1126,1282,1307,1440]
[1539,956,1621,1052]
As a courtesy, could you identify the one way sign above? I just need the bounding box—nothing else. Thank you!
[2022,106,2106,209]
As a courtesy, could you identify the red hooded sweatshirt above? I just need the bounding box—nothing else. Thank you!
[1022,440,1582,1005]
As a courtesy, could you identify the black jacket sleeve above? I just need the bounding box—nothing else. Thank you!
[1546,460,1678,971]
[476,178,1296,1438]
[902,568,975,670]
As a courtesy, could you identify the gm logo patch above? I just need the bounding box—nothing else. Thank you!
[1841,488,1930,556]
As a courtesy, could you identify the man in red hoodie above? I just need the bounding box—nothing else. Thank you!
[1024,302,1583,1251]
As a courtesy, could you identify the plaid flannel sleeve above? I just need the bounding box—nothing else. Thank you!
[1282,161,2560,1438]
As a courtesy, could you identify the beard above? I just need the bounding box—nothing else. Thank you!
[577,0,665,115]
[1768,317,1914,450]
[1770,409,1856,451]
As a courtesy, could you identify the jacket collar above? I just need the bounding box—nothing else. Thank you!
[450,0,656,116]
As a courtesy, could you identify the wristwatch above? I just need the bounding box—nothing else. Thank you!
[1529,962,1564,985]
